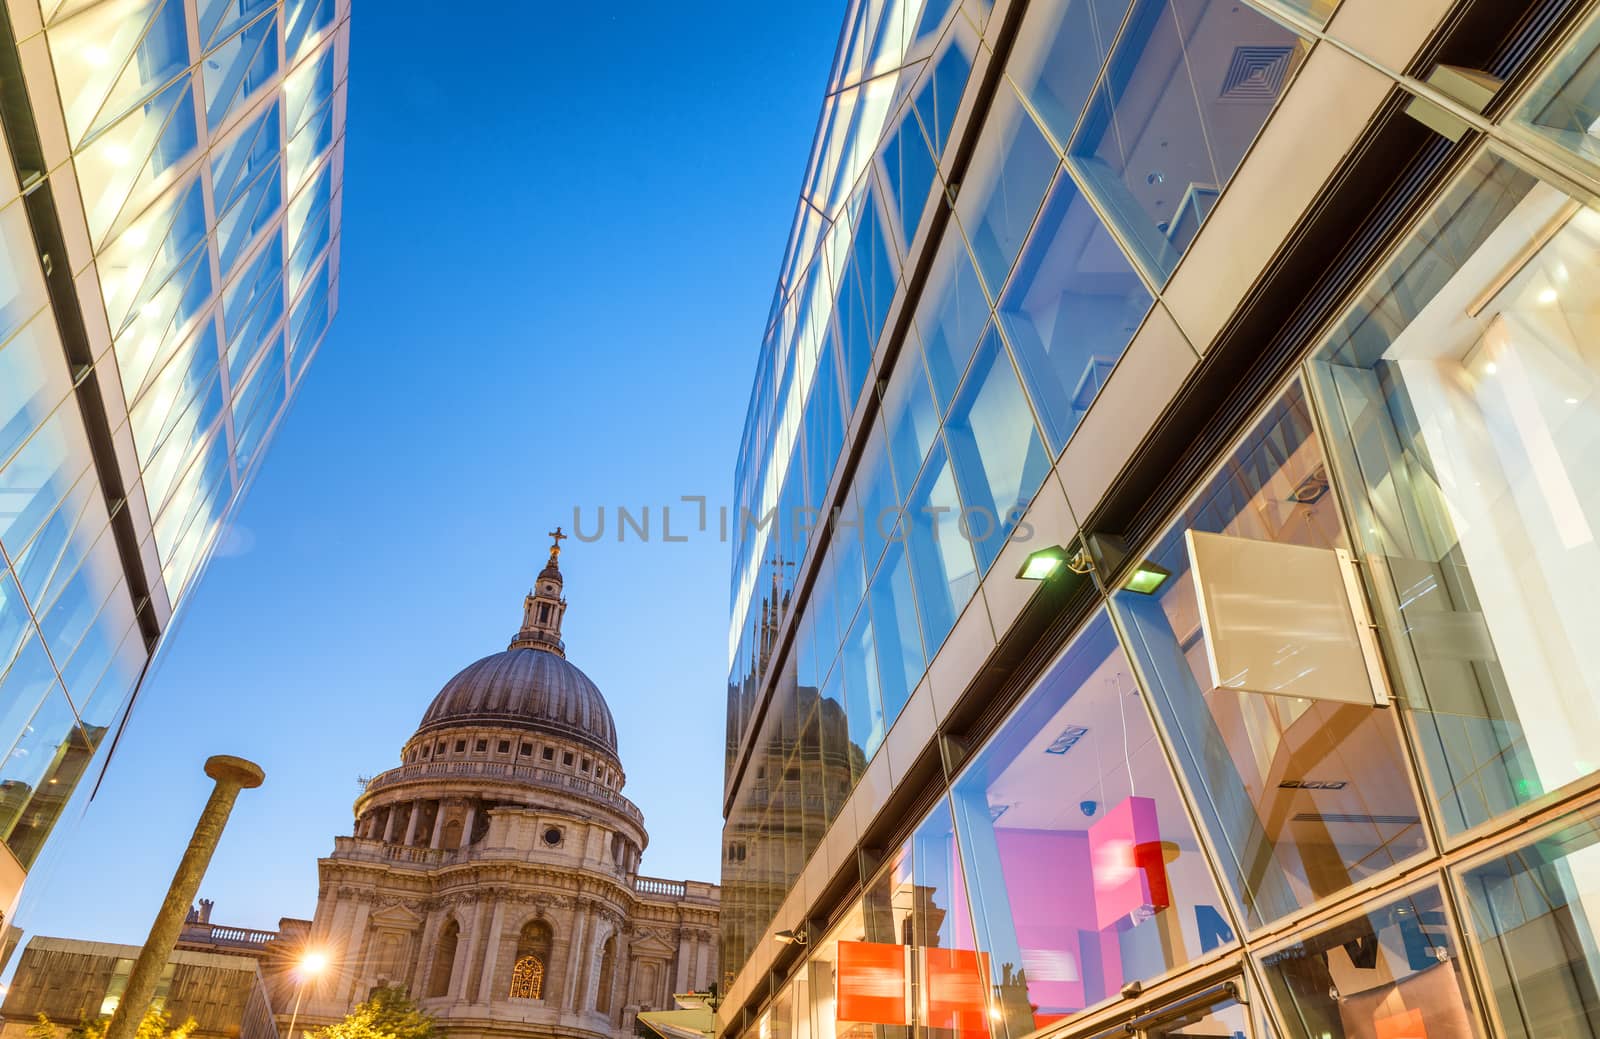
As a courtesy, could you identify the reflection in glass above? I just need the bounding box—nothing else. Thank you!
[1515,14,1600,168]
[1009,0,1134,147]
[1312,153,1600,836]
[905,441,978,654]
[952,611,1231,1033]
[1068,0,1306,282]
[943,327,1049,571]
[914,232,991,410]
[999,170,1153,451]
[1262,886,1477,1039]
[1113,383,1427,927]
[869,541,925,726]
[956,87,1059,297]
[914,803,992,1039]
[1460,812,1600,1039]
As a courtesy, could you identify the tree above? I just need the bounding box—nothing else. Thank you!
[309,987,434,1039]
[28,1008,197,1039]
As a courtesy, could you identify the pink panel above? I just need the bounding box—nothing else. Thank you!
[1087,796,1170,931]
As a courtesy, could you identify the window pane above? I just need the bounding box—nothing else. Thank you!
[1068,0,1307,282]
[1459,810,1600,1039]
[914,231,991,411]
[1112,383,1427,928]
[868,540,925,724]
[944,326,1050,571]
[956,87,1060,297]
[1261,886,1479,1039]
[951,610,1231,1033]
[1312,153,1600,835]
[906,440,978,653]
[1009,0,1135,148]
[842,609,886,761]
[914,801,994,1039]
[882,344,941,502]
[1515,14,1600,168]
[999,170,1153,451]
[0,688,91,869]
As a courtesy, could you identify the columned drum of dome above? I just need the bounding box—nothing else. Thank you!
[296,537,718,1039]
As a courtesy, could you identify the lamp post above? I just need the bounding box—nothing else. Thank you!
[283,951,329,1039]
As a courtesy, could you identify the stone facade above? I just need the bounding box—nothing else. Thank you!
[295,540,718,1039]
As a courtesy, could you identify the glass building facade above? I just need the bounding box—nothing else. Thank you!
[720,4,1600,1039]
[0,0,346,918]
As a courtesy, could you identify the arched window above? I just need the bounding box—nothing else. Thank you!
[595,935,617,1015]
[428,919,459,998]
[510,920,553,1000]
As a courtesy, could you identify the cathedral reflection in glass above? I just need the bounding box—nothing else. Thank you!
[721,4,1600,1039]
[0,0,346,908]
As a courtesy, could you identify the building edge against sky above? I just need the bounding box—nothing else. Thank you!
[0,0,347,938]
[721,2,1600,1039]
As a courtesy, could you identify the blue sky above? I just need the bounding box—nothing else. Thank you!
[9,1,844,945]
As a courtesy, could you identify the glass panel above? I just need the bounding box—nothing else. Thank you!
[0,688,91,870]
[1459,810,1600,1039]
[905,439,978,653]
[883,99,940,252]
[203,13,278,131]
[1311,153,1600,836]
[998,170,1153,452]
[1514,14,1600,169]
[0,317,70,470]
[49,0,189,145]
[913,26,977,161]
[943,326,1049,572]
[914,228,991,412]
[868,540,925,724]
[951,610,1231,1034]
[842,607,886,762]
[955,86,1060,297]
[0,203,52,351]
[1112,383,1427,929]
[1262,886,1479,1039]
[1068,0,1307,283]
[882,347,940,504]
[1009,0,1135,147]
[914,802,993,1039]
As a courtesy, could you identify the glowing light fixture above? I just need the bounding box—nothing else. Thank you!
[1017,544,1068,580]
[1123,562,1171,595]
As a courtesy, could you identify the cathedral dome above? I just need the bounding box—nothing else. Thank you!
[416,647,617,757]
[413,529,617,758]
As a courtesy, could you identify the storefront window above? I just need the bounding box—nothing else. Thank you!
[1458,808,1600,1039]
[1311,150,1600,837]
[951,610,1230,1034]
[1113,383,1427,929]
[1261,885,1479,1039]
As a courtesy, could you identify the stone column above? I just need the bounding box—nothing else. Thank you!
[382,805,399,843]
[564,904,589,1009]
[462,801,478,846]
[429,800,446,850]
[475,901,506,1002]
[104,757,264,1039]
[458,898,490,1002]
[343,898,372,1004]
[403,801,422,846]
[410,912,442,996]
[674,927,690,994]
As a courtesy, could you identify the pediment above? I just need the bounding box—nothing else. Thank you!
[628,929,677,956]
[369,903,423,927]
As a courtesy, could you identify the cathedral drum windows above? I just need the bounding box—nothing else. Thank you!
[510,920,554,1000]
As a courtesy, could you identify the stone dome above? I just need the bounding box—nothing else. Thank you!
[416,646,618,757]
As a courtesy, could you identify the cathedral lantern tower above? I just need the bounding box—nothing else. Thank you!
[299,534,718,1039]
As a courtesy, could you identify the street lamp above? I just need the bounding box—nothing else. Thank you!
[284,950,329,1039]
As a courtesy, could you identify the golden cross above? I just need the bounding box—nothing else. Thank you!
[548,527,566,557]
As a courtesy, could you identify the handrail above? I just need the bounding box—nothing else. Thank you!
[361,761,643,825]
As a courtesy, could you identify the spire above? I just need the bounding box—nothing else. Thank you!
[511,528,568,655]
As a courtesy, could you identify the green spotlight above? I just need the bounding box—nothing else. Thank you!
[1017,545,1069,581]
[1123,561,1172,595]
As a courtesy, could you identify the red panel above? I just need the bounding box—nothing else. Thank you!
[837,941,908,1025]
[1087,795,1170,930]
[1376,1008,1427,1039]
[924,948,989,1035]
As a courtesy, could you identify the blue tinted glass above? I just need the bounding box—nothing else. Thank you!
[944,327,1050,571]
[857,419,900,574]
[833,518,867,636]
[1011,0,1134,145]
[915,36,976,160]
[841,609,885,761]
[1070,0,1305,282]
[999,172,1153,451]
[803,339,845,509]
[868,540,924,724]
[811,547,842,667]
[905,440,978,653]
[959,89,1060,296]
[200,0,274,48]
[212,100,281,213]
[834,269,873,415]
[883,106,939,251]
[915,232,990,410]
[204,14,279,130]
[882,349,939,503]
[150,77,199,177]
[286,0,335,58]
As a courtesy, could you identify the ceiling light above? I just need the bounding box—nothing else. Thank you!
[1123,561,1172,595]
[1485,362,1498,375]
[1538,287,1559,304]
